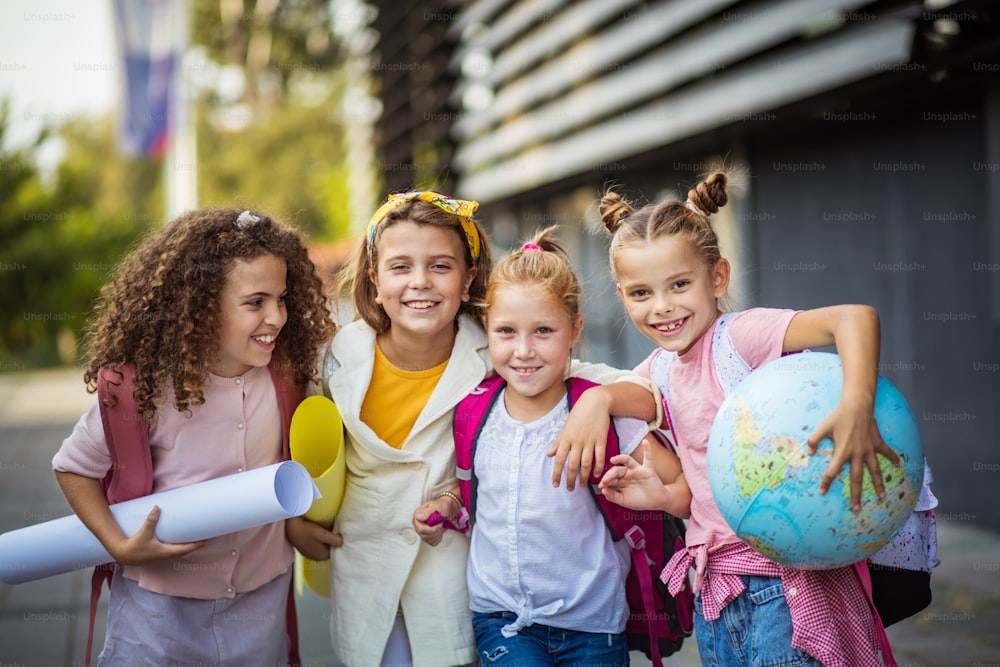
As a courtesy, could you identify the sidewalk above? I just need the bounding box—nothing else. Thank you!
[1,368,998,666]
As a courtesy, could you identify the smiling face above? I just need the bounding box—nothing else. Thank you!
[370,220,476,348]
[615,233,729,355]
[486,282,583,420]
[215,253,288,377]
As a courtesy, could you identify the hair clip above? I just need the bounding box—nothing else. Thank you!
[522,243,544,252]
[236,210,260,229]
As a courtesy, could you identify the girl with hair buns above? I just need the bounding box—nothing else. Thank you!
[52,207,336,665]
[417,226,690,667]
[597,173,900,667]
[298,193,659,667]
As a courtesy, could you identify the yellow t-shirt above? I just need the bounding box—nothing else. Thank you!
[360,344,448,449]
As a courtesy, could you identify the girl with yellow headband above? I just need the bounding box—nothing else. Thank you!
[288,191,661,667]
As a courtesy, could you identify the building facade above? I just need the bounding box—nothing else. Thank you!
[366,0,1000,530]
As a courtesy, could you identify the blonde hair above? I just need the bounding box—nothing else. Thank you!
[600,171,730,275]
[484,225,582,320]
[338,197,494,333]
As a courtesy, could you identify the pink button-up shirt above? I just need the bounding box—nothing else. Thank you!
[53,365,292,599]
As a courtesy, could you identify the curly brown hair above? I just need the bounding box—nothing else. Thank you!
[338,197,494,334]
[84,207,337,423]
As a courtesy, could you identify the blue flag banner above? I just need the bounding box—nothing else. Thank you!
[111,0,182,156]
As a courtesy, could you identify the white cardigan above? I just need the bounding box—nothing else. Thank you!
[323,316,490,667]
[321,315,650,666]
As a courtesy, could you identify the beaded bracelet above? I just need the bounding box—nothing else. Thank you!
[435,491,463,510]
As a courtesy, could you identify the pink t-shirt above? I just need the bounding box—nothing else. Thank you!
[52,365,293,599]
[637,308,798,551]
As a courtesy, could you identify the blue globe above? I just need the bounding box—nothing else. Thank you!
[707,352,924,570]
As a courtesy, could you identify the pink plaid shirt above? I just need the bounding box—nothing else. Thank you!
[662,543,884,667]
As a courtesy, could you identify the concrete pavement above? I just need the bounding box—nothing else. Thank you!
[0,368,997,666]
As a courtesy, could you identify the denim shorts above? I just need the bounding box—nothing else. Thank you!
[472,611,628,667]
[693,575,823,667]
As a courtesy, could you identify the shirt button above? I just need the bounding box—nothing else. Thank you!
[235,377,242,385]
[787,587,797,597]
[402,530,417,545]
[231,550,238,557]
[237,467,244,473]
[237,422,244,430]
[226,586,234,594]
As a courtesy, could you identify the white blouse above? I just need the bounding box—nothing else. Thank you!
[466,388,647,636]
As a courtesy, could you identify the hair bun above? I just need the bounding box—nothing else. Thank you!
[687,172,729,216]
[599,192,634,233]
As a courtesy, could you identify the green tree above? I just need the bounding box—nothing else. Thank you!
[189,0,358,241]
[0,104,157,368]
[191,0,342,110]
[0,0,367,369]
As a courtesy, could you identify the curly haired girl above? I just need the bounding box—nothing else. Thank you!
[52,207,336,665]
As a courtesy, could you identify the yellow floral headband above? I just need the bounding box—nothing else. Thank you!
[366,191,481,267]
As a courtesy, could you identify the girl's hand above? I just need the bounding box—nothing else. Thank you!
[549,388,611,490]
[111,506,206,566]
[413,498,455,547]
[808,397,901,511]
[599,440,668,511]
[285,515,343,561]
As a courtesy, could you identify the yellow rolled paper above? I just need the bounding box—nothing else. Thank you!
[290,395,346,597]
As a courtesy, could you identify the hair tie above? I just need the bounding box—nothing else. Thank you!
[522,243,544,252]
[236,210,260,229]
[684,200,706,216]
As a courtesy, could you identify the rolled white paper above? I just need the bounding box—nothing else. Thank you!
[0,461,320,585]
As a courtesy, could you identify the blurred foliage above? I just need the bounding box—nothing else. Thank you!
[0,102,160,368]
[0,0,364,369]
[192,0,342,108]
[195,90,354,240]
[192,0,354,240]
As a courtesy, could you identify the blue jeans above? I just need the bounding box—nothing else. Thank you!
[694,575,823,667]
[472,611,628,667]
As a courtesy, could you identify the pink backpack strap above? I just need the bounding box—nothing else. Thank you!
[96,366,153,505]
[86,563,115,666]
[854,561,898,667]
[88,366,151,665]
[453,376,505,520]
[266,359,305,667]
[267,359,305,462]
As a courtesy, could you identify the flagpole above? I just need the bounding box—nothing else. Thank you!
[165,0,196,219]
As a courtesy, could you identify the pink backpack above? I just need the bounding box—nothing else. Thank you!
[453,375,694,666]
[86,362,303,667]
